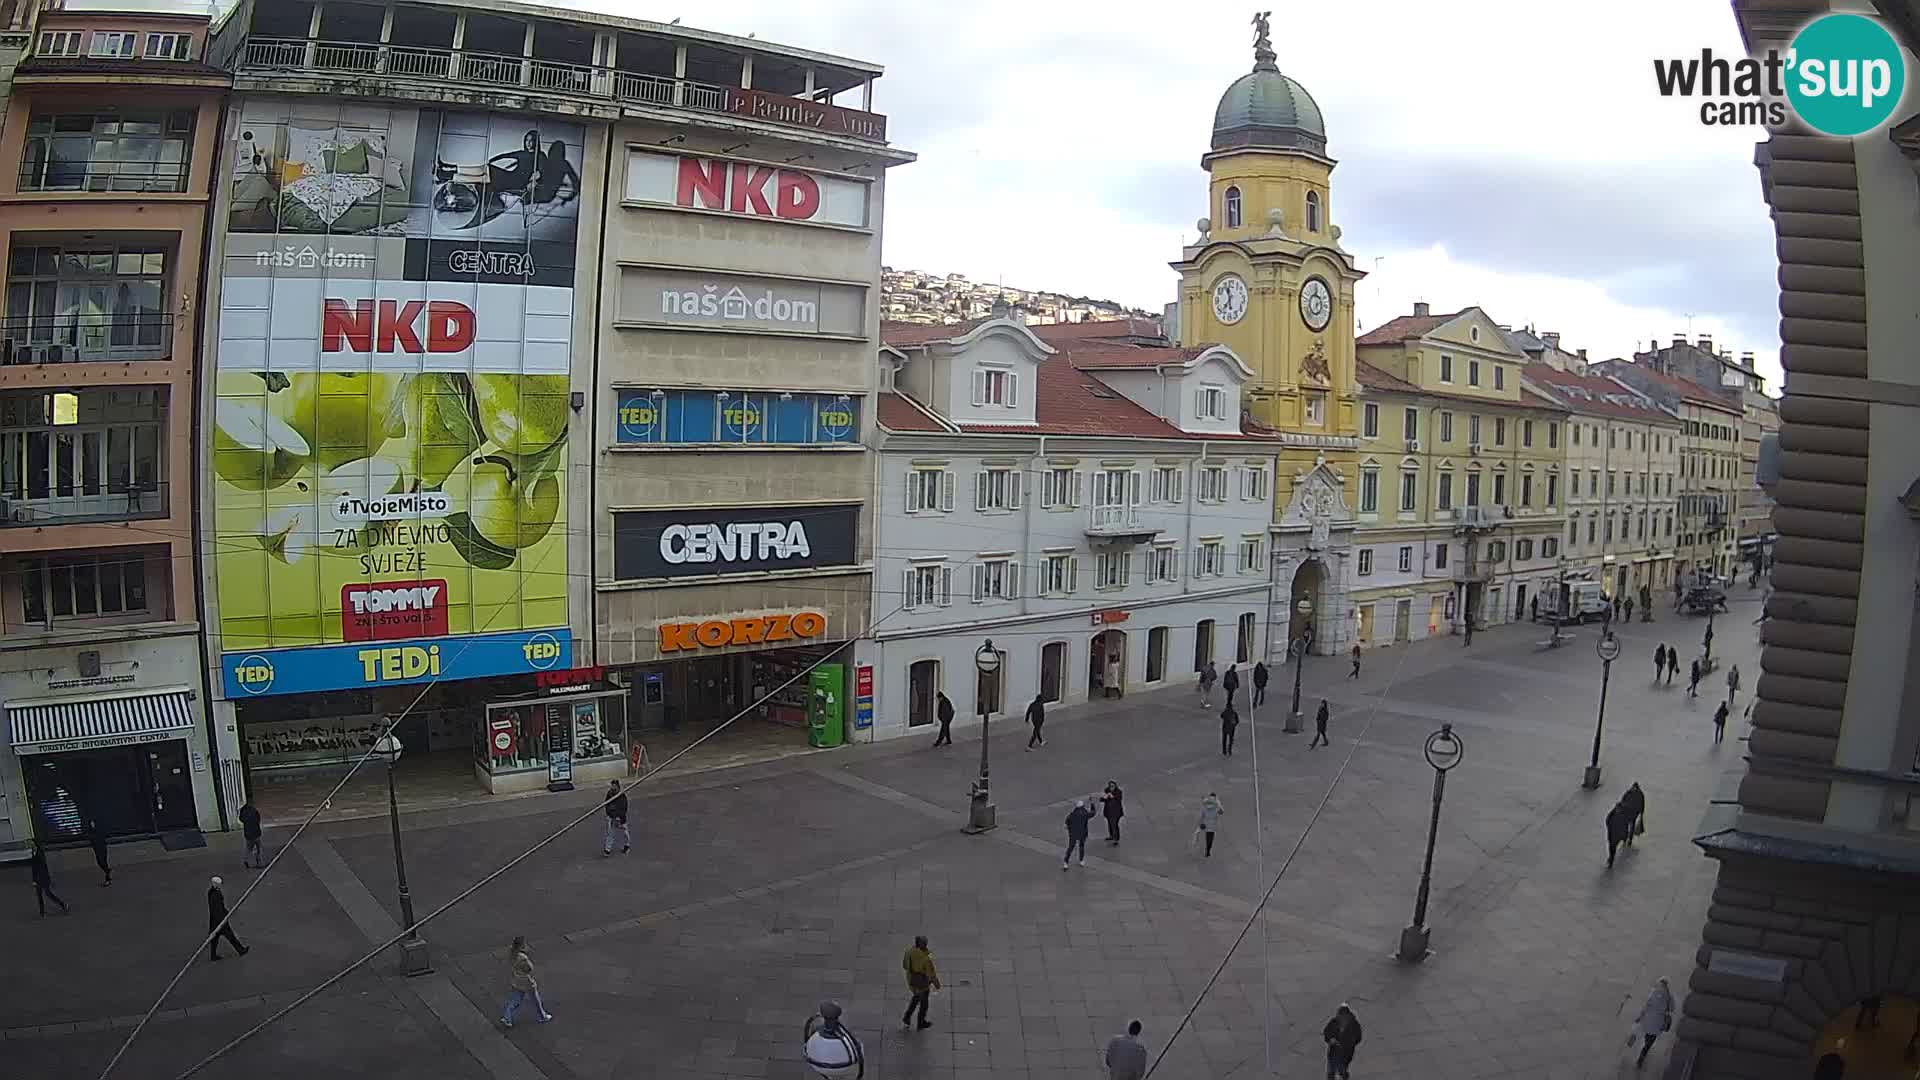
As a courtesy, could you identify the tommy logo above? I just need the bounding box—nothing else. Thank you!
[321,299,476,353]
[340,580,450,642]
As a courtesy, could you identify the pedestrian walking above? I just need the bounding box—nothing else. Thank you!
[239,799,264,869]
[1623,596,1635,623]
[499,936,552,1026]
[206,876,249,960]
[1688,658,1701,698]
[1104,1019,1149,1080]
[932,691,954,747]
[1251,661,1269,707]
[1322,1003,1364,1080]
[1219,701,1239,756]
[1629,978,1674,1068]
[1727,663,1741,703]
[601,780,630,856]
[1104,650,1123,698]
[900,935,941,1030]
[1222,663,1240,707]
[1640,584,1654,621]
[1348,642,1361,679]
[1653,644,1668,684]
[1530,595,1540,622]
[1622,782,1646,844]
[1673,577,1684,609]
[87,821,112,886]
[28,842,68,916]
[1026,694,1046,749]
[1663,644,1678,684]
[1198,661,1218,707]
[1196,791,1223,856]
[1712,701,1729,743]
[1100,781,1125,845]
[1606,801,1635,868]
[1310,699,1330,748]
[1063,798,1094,868]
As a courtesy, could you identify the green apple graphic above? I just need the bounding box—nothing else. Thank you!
[275,372,405,471]
[404,372,486,487]
[472,374,569,456]
[440,441,564,568]
[213,397,310,490]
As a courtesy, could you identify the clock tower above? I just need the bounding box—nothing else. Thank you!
[1170,12,1366,658]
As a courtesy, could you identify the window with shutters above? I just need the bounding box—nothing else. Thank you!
[1240,464,1269,501]
[1040,553,1077,596]
[1522,420,1533,447]
[1238,535,1263,573]
[1546,471,1558,507]
[904,563,952,610]
[1607,471,1616,496]
[974,466,1021,512]
[1469,414,1482,445]
[1197,384,1226,420]
[973,557,1018,602]
[1398,545,1413,572]
[1196,539,1226,577]
[972,367,1018,408]
[1357,548,1374,576]
[1520,473,1533,507]
[1094,550,1131,589]
[1469,359,1481,387]
[1400,469,1418,512]
[1040,467,1079,509]
[1436,470,1454,510]
[1440,411,1454,442]
[1494,417,1506,446]
[1148,543,1179,583]
[1487,540,1506,563]
[1150,466,1183,504]
[1198,465,1228,503]
[1434,543,1449,569]
[1363,403,1379,438]
[1517,539,1533,560]
[1568,519,1579,548]
[1494,365,1506,390]
[1492,472,1506,506]
[1404,407,1419,440]
[1466,471,1481,507]
[1359,468,1379,513]
[1542,538,1558,558]
[905,467,952,514]
[1439,354,1454,383]
[1548,422,1558,449]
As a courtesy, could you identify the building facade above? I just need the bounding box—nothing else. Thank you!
[1352,305,1567,638]
[195,0,905,802]
[862,317,1279,738]
[0,5,227,850]
[1522,364,1682,604]
[1667,3,1920,1078]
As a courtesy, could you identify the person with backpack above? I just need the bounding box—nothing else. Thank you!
[1196,792,1224,857]
[1323,1003,1364,1080]
[900,935,941,1031]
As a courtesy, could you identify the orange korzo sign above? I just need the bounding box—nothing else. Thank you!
[658,611,828,653]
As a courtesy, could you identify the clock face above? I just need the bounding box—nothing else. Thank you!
[1211,275,1248,325]
[1300,277,1333,331]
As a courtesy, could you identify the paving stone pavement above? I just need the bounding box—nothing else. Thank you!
[0,597,1762,1079]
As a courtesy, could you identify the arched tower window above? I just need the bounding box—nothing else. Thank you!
[1305,191,1321,233]
[1224,186,1242,229]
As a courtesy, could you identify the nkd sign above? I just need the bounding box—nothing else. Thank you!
[624,151,870,229]
[617,267,866,338]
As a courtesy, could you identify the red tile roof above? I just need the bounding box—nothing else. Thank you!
[1521,365,1671,422]
[1356,310,1460,345]
[876,391,950,432]
[879,318,989,347]
[1058,344,1209,370]
[1029,317,1166,344]
[1588,360,1741,413]
[1355,361,1418,393]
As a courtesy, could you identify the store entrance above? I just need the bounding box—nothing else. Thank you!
[622,644,849,768]
[22,740,196,843]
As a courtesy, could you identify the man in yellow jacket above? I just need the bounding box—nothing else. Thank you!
[901,935,941,1031]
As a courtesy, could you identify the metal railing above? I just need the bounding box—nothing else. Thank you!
[17,157,188,193]
[1,314,173,364]
[238,36,883,141]
[1088,504,1143,532]
[0,481,167,526]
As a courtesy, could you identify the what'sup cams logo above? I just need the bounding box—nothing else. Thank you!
[1655,13,1907,136]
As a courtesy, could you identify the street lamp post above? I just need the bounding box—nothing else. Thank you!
[373,730,432,976]
[964,639,1000,834]
[1285,598,1314,734]
[1397,723,1464,963]
[1582,632,1623,790]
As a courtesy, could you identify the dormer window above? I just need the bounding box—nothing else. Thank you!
[972,367,1018,408]
[89,31,139,58]
[1305,191,1321,232]
[144,33,192,61]
[1224,186,1242,229]
[1196,384,1227,421]
[37,30,82,57]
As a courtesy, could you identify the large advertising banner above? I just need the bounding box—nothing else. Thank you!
[213,101,582,697]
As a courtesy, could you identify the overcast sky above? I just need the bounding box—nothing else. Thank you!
[612,3,1780,383]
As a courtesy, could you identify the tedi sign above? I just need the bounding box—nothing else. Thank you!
[613,504,859,580]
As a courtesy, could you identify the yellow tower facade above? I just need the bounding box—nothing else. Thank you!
[1170,13,1367,655]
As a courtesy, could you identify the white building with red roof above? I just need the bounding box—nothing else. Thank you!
[858,314,1289,738]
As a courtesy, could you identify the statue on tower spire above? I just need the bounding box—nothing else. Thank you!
[1251,10,1278,72]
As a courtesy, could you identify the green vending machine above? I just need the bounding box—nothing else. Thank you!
[808,664,845,748]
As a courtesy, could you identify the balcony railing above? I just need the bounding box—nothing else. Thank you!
[1089,504,1141,532]
[2,314,174,364]
[17,158,188,194]
[1,482,167,526]
[237,36,889,143]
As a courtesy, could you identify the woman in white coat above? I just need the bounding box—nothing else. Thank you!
[1629,977,1674,1069]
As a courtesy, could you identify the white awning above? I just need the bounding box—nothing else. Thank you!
[7,687,197,755]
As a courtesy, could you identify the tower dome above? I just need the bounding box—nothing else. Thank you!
[1212,14,1327,156]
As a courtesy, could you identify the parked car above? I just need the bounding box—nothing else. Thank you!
[1681,585,1730,615]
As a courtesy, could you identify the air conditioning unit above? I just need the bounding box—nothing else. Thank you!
[1468,441,1483,456]
[1502,504,1515,518]
[1404,437,1421,452]
[1450,507,1466,522]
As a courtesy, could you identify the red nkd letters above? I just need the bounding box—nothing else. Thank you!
[675,157,822,220]
[322,299,476,353]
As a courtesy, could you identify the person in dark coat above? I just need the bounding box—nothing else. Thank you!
[206,875,249,960]
[1063,799,1094,868]
[1623,596,1635,623]
[1311,700,1331,748]
[932,692,954,747]
[87,821,112,886]
[1026,694,1046,749]
[1100,781,1124,845]
[1219,701,1239,756]
[1712,700,1729,743]
[602,780,630,856]
[1606,802,1636,868]
[1688,659,1702,698]
[1622,783,1646,844]
[1349,643,1362,679]
[1222,664,1240,707]
[239,799,264,869]
[1251,662,1269,707]
[1653,644,1667,684]
[1663,644,1678,684]
[1322,1003,1363,1080]
[29,842,68,916]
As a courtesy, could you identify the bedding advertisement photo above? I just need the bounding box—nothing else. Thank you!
[212,102,581,693]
